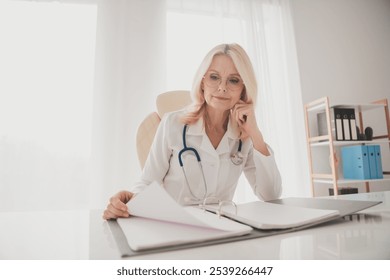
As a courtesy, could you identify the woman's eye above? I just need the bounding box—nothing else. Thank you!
[229,78,240,84]
[210,74,220,81]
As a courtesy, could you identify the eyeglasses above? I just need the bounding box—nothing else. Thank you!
[203,72,244,91]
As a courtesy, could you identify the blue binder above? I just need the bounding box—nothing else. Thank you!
[367,146,377,179]
[341,145,370,179]
[374,145,384,179]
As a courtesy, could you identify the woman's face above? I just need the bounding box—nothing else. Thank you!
[202,55,244,112]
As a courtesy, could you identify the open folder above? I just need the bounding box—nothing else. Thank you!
[202,201,340,230]
[116,182,340,252]
[117,182,252,251]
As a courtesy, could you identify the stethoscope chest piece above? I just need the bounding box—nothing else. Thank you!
[230,137,243,165]
[231,151,244,165]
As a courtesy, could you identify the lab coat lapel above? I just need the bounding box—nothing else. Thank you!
[200,134,218,158]
[217,117,240,155]
[186,115,241,158]
[186,118,218,158]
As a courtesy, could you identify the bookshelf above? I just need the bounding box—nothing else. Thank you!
[304,97,390,197]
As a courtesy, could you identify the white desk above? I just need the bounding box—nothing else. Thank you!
[1,191,389,260]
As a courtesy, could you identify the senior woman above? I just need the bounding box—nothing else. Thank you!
[103,43,282,220]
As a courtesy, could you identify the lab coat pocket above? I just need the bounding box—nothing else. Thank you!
[218,157,245,193]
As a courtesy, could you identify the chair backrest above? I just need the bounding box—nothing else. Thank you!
[136,90,192,168]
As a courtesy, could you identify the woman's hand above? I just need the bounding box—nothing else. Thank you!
[232,100,270,156]
[103,191,134,220]
[231,100,258,139]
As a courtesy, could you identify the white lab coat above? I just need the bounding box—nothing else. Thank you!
[131,110,282,205]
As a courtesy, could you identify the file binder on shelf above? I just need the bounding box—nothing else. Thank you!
[349,110,358,140]
[342,110,351,140]
[374,145,384,179]
[341,145,370,179]
[334,108,344,141]
[341,145,383,180]
[368,146,378,179]
[328,187,358,196]
[334,108,358,141]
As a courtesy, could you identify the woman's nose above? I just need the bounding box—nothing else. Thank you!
[218,80,227,92]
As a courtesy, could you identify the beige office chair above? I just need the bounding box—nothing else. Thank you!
[136,90,192,168]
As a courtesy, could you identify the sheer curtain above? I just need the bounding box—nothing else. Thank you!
[0,0,97,211]
[88,0,167,209]
[0,0,167,211]
[166,0,310,201]
[0,0,308,212]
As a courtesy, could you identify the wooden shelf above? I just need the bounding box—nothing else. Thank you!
[304,97,390,197]
[313,175,390,185]
[332,103,385,112]
[310,139,390,147]
[306,103,326,112]
[308,135,331,143]
[306,101,385,113]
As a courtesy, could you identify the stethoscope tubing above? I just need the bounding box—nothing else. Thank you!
[179,125,207,199]
[178,125,201,166]
[178,124,243,201]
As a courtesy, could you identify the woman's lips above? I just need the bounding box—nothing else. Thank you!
[212,96,230,100]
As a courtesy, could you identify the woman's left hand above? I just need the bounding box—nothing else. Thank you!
[231,100,270,156]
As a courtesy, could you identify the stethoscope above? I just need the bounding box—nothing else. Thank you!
[178,124,243,201]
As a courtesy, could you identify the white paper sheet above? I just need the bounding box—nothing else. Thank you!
[127,181,251,232]
[118,182,252,251]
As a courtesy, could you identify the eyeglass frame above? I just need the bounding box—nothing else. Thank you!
[202,71,245,91]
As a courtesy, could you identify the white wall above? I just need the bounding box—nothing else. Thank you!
[290,0,390,196]
[291,0,390,105]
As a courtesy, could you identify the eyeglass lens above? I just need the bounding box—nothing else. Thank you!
[203,72,244,90]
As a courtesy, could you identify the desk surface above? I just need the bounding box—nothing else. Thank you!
[1,191,389,260]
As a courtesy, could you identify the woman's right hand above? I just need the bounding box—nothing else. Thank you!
[102,191,134,220]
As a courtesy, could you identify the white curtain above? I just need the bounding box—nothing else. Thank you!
[89,0,167,209]
[166,0,310,201]
[0,0,167,211]
[0,0,308,212]
[0,0,98,211]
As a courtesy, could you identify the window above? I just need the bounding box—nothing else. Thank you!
[165,0,308,200]
[166,3,243,90]
[0,0,97,211]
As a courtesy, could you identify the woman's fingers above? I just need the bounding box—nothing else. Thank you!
[233,103,252,125]
[102,191,134,220]
[103,203,129,220]
[110,196,128,212]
